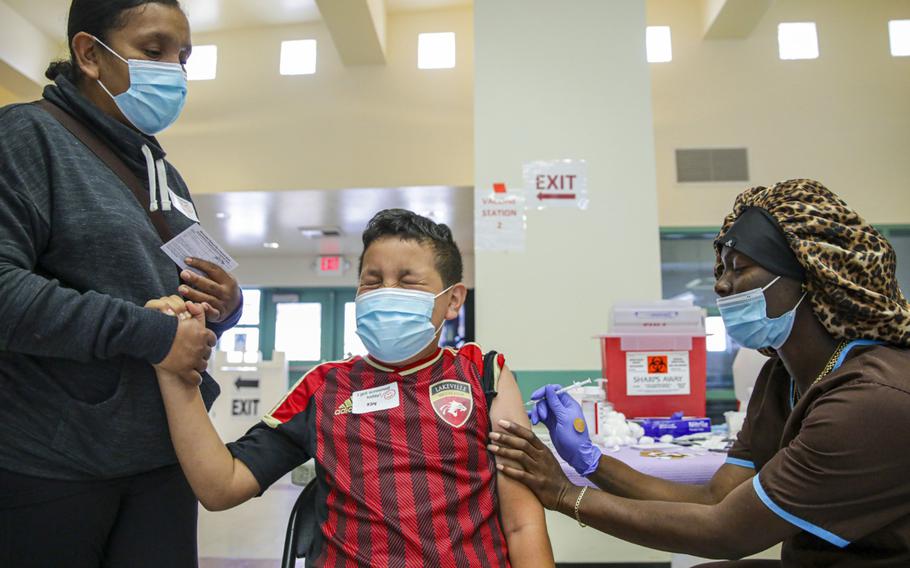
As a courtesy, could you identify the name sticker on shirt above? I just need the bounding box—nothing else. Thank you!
[351,382,400,415]
[168,189,200,222]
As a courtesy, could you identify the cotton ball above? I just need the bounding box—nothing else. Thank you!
[603,436,622,447]
[629,423,645,438]
[659,434,674,444]
[622,436,636,446]
[614,423,631,438]
[639,436,655,445]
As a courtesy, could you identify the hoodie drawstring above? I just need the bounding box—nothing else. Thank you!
[140,145,157,212]
[155,159,172,211]
[140,144,172,213]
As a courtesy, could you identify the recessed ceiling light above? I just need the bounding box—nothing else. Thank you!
[646,26,672,63]
[890,20,910,57]
[280,39,317,75]
[778,22,819,60]
[263,242,280,249]
[418,32,456,69]
[215,212,229,219]
[186,44,218,81]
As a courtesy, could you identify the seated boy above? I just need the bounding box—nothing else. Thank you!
[153,209,553,567]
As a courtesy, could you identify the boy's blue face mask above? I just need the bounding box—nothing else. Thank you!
[716,276,806,350]
[94,37,188,135]
[355,286,454,365]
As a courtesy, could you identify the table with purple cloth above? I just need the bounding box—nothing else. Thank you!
[557,443,727,486]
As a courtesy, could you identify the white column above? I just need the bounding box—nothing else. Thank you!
[474,0,663,374]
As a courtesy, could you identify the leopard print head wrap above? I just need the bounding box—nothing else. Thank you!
[714,179,910,347]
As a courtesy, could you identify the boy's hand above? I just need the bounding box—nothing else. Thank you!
[146,295,192,320]
[178,258,241,323]
[152,300,216,386]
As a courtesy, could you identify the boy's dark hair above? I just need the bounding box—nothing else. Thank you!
[46,0,183,83]
[359,209,463,287]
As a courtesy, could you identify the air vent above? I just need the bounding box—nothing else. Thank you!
[675,148,749,183]
[298,226,343,238]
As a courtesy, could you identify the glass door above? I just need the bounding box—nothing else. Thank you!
[260,288,360,387]
[261,289,332,387]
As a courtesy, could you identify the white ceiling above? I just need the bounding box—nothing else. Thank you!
[193,185,474,257]
[6,0,472,42]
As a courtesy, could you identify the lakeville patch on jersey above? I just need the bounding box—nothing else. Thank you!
[430,379,473,427]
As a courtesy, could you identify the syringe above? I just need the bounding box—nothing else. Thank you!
[524,378,592,406]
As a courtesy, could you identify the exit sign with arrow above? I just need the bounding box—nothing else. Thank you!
[235,377,260,390]
[523,159,589,210]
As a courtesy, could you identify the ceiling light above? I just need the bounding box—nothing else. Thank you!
[280,39,317,75]
[263,242,280,249]
[777,22,819,60]
[186,44,217,80]
[890,20,910,57]
[418,32,456,69]
[298,226,343,238]
[215,212,229,219]
[646,26,672,63]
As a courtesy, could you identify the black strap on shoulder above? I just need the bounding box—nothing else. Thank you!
[33,99,174,244]
[482,350,499,413]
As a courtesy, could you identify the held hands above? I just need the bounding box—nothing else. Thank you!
[527,384,602,477]
[178,258,241,323]
[145,295,216,386]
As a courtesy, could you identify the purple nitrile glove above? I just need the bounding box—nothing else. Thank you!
[526,384,601,477]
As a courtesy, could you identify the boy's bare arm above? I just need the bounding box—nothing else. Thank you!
[145,298,260,511]
[489,366,555,568]
[157,369,261,511]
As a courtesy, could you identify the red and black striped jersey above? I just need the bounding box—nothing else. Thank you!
[227,343,511,567]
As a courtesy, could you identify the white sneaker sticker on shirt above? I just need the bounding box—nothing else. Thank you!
[351,382,400,415]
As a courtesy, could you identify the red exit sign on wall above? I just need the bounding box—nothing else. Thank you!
[318,256,343,275]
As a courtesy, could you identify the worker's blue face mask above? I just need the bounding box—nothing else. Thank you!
[94,37,188,135]
[355,286,454,364]
[716,276,806,350]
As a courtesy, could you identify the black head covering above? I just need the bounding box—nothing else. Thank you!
[718,207,805,281]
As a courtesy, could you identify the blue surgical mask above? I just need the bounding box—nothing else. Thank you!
[716,276,806,350]
[94,37,188,135]
[355,286,454,365]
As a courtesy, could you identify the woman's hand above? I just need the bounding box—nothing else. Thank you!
[488,420,576,511]
[528,384,602,476]
[178,258,241,323]
[145,297,214,386]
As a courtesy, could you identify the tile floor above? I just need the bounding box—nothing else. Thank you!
[198,475,299,567]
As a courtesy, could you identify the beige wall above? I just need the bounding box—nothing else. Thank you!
[649,0,910,228]
[0,82,24,106]
[4,1,906,226]
[159,7,473,194]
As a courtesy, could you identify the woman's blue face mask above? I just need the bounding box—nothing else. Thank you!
[716,276,806,350]
[355,285,454,364]
[93,37,188,135]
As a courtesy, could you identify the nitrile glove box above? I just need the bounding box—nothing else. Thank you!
[633,412,712,438]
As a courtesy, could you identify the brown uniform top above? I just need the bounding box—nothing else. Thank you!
[727,341,910,567]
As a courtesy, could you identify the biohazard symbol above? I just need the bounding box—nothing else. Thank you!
[648,355,669,374]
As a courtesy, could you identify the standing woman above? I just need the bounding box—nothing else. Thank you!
[0,1,242,566]
[489,179,910,566]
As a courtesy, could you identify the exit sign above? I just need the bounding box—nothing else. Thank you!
[317,255,344,275]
